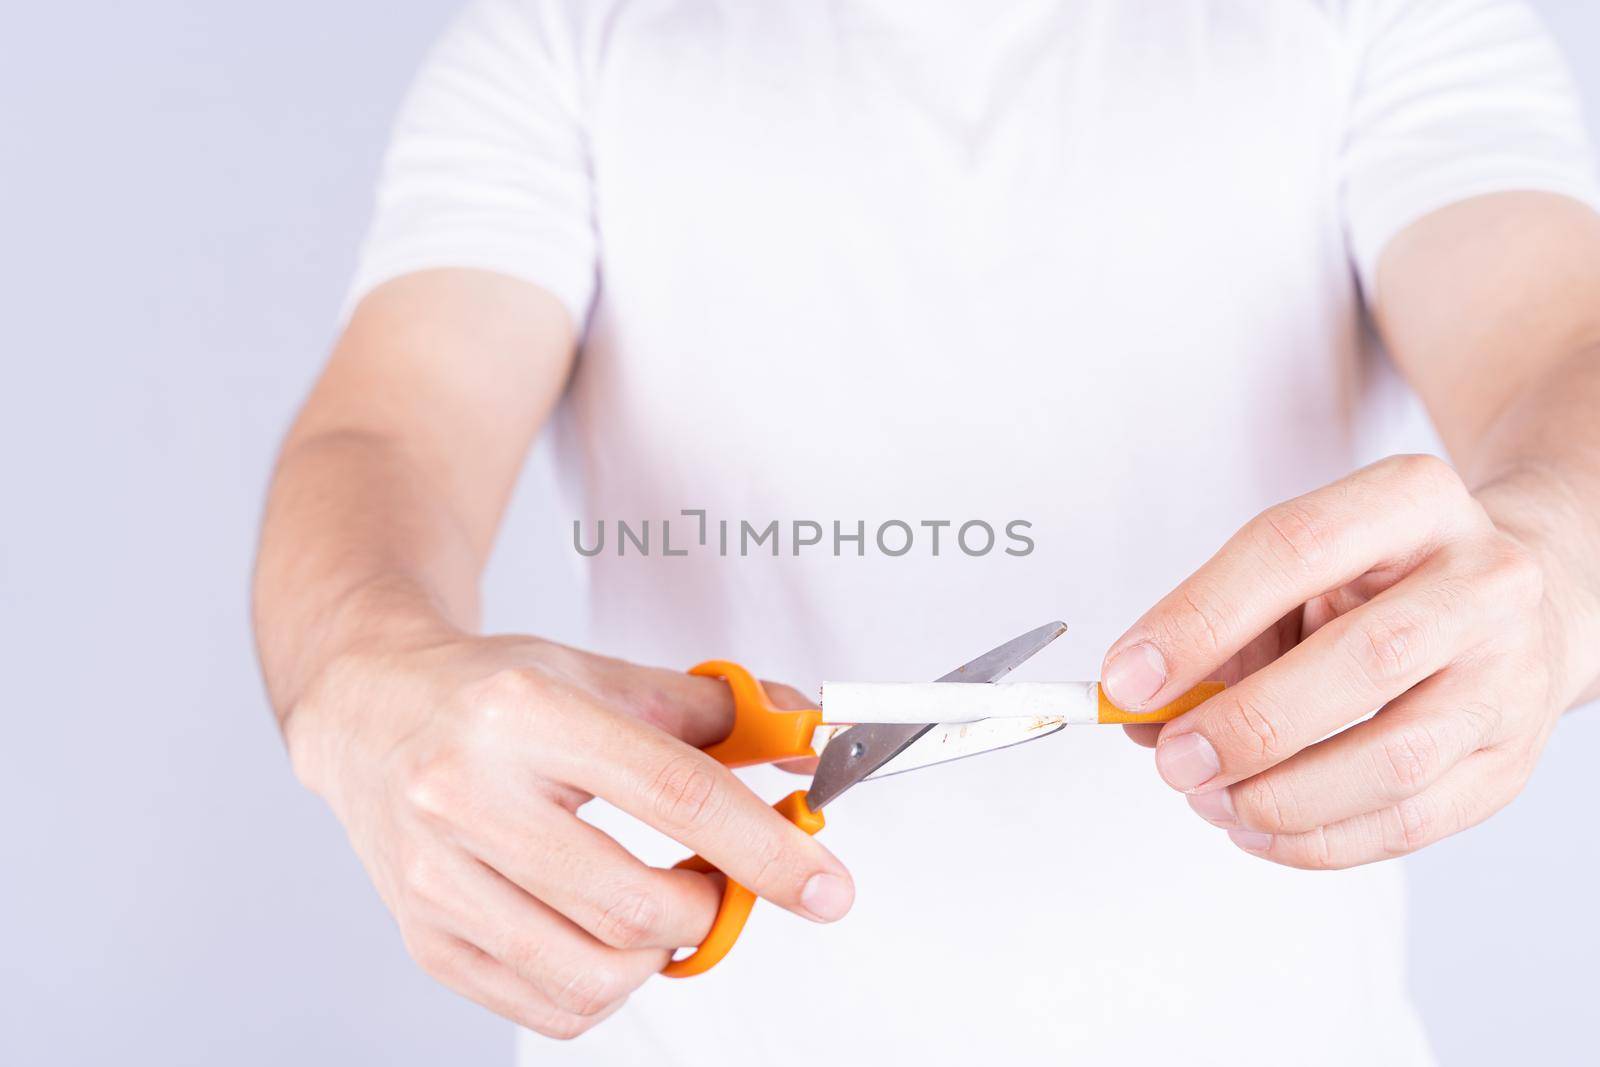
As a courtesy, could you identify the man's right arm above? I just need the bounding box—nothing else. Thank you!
[255,269,568,718]
[252,270,854,1039]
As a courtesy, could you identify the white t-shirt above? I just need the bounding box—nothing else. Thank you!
[348,1,1600,1063]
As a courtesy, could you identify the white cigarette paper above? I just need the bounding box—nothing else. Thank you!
[820,681,1101,725]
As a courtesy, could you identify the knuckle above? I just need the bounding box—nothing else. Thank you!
[1255,500,1334,576]
[1234,775,1299,834]
[501,934,548,984]
[595,886,664,949]
[402,752,462,821]
[403,931,455,979]
[551,962,621,1017]
[1288,825,1342,871]
[468,668,542,728]
[1172,585,1233,658]
[1428,570,1480,624]
[629,688,680,736]
[1306,826,1341,870]
[399,852,449,906]
[1375,724,1441,798]
[1215,693,1287,763]
[1488,536,1545,608]
[645,754,728,834]
[1457,698,1504,744]
[1387,796,1436,855]
[1349,610,1428,689]
[743,835,795,897]
[1388,453,1463,499]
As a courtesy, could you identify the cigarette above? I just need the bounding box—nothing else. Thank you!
[819,681,1223,725]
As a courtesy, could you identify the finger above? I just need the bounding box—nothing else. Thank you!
[538,648,738,748]
[1187,660,1510,833]
[409,932,623,1040]
[1123,723,1162,748]
[1220,747,1522,869]
[464,670,853,923]
[460,799,722,951]
[410,848,668,1017]
[1102,455,1480,713]
[1123,612,1304,749]
[559,648,814,750]
[527,697,854,923]
[1153,543,1525,792]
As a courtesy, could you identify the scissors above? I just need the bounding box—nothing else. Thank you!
[663,620,1222,977]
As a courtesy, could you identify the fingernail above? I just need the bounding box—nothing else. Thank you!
[1228,828,1273,853]
[1187,788,1236,826]
[1103,642,1167,710]
[800,873,854,922]
[1155,732,1220,791]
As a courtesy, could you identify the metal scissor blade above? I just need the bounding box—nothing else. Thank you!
[933,620,1068,683]
[861,716,1067,780]
[804,620,1067,811]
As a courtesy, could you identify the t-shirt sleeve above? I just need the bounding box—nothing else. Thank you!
[1341,0,1600,295]
[342,0,596,329]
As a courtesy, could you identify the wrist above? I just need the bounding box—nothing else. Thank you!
[275,573,465,745]
[1474,466,1600,708]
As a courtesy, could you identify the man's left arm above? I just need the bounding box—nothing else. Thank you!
[1101,191,1600,868]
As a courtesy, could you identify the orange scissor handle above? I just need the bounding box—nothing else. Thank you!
[661,662,827,978]
[662,790,824,978]
[690,660,823,767]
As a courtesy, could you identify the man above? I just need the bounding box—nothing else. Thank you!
[253,0,1600,1062]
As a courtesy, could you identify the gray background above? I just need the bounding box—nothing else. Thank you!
[2,2,1597,1063]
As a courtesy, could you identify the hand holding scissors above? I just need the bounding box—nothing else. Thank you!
[667,621,1221,976]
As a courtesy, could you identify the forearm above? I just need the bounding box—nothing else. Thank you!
[1462,343,1600,708]
[252,427,483,725]
[253,273,577,738]
[1375,195,1600,709]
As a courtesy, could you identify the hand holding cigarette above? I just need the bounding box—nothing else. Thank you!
[1101,454,1597,869]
